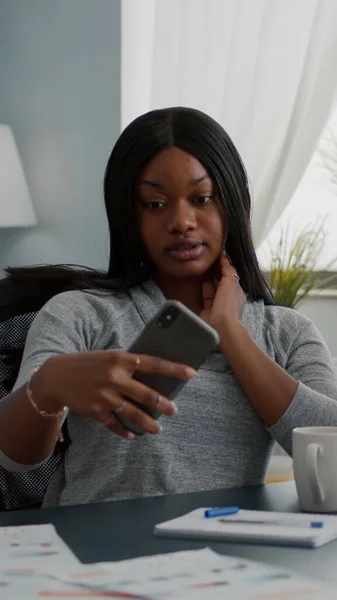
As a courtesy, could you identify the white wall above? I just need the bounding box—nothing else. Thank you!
[0,0,121,274]
[298,293,337,359]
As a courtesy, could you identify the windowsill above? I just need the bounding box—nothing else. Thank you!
[306,289,337,299]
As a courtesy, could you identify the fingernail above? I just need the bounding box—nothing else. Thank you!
[185,367,197,378]
[127,432,135,440]
[156,423,163,433]
[171,402,178,414]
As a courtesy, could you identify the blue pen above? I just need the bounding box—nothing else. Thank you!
[204,506,240,519]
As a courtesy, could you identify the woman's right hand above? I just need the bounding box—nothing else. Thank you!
[32,351,196,439]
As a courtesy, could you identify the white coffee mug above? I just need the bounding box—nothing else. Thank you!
[293,427,337,513]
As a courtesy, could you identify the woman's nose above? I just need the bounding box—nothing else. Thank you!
[168,201,197,233]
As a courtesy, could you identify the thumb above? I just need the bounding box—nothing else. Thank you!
[202,280,216,310]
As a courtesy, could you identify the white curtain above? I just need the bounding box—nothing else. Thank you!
[121,0,337,244]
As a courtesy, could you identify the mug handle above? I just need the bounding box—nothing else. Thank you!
[306,443,324,505]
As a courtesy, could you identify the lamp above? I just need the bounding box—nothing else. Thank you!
[0,124,37,227]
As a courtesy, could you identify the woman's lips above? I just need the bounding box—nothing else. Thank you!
[165,243,206,261]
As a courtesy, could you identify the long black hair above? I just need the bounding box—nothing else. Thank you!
[6,107,274,304]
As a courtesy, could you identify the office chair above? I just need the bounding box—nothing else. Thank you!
[0,265,100,510]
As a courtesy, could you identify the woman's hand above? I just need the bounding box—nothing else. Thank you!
[200,254,299,428]
[200,254,246,333]
[33,351,196,440]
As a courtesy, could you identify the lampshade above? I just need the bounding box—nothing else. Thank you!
[0,124,37,227]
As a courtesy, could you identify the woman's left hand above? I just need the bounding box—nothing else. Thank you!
[200,254,246,333]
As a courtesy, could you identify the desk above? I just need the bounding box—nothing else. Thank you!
[1,482,337,585]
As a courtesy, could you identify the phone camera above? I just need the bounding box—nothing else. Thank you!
[157,306,179,329]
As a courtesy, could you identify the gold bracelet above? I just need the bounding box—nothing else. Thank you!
[26,368,67,443]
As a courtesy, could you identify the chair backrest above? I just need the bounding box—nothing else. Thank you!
[0,266,101,511]
[0,277,69,510]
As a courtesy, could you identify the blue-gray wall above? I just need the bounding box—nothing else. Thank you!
[0,0,120,273]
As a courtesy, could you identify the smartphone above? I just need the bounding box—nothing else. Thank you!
[117,300,220,435]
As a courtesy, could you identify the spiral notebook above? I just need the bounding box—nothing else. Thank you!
[154,508,337,548]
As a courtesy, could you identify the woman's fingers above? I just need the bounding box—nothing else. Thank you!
[98,375,176,434]
[117,376,176,416]
[99,409,135,440]
[118,400,163,434]
[219,253,232,273]
[202,280,216,309]
[219,254,239,280]
[99,392,163,435]
[88,351,197,436]
[109,352,196,380]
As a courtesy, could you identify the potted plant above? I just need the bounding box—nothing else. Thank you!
[267,220,336,309]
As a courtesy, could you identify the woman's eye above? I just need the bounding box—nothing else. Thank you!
[143,201,166,210]
[194,196,213,205]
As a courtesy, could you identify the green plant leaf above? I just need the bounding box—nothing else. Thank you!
[266,218,337,309]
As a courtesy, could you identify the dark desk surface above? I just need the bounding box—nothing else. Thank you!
[1,482,337,585]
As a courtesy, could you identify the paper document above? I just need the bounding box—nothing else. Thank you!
[1,526,336,598]
[0,523,80,569]
[1,547,334,600]
[0,522,80,598]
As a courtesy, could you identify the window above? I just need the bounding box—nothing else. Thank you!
[258,107,337,272]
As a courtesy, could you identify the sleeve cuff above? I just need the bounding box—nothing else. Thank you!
[0,447,51,472]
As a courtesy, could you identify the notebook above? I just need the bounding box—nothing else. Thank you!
[154,508,337,548]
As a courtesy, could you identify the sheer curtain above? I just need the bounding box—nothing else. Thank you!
[121,0,337,243]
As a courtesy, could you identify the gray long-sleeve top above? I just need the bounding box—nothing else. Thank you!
[1,279,337,507]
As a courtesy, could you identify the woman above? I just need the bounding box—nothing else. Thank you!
[0,107,336,507]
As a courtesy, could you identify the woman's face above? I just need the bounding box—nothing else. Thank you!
[135,147,225,280]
